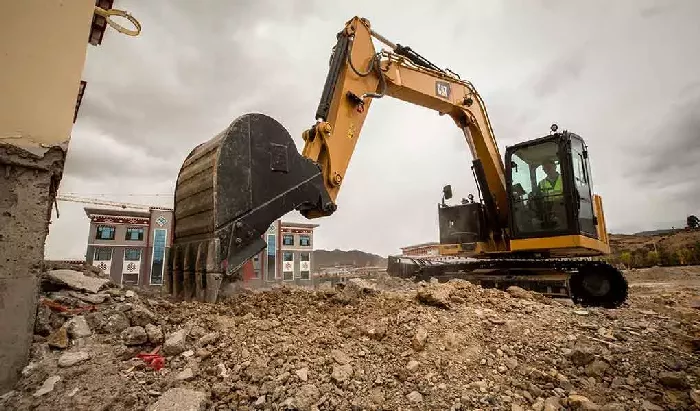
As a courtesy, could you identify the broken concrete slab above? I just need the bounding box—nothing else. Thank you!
[147,388,208,411]
[68,291,108,304]
[66,316,92,338]
[58,351,90,368]
[33,375,60,397]
[45,270,110,294]
[163,328,188,356]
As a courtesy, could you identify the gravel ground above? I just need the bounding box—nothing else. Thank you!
[2,266,700,411]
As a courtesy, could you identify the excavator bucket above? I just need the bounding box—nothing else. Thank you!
[165,113,331,302]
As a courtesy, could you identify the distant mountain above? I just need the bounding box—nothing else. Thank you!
[632,228,684,236]
[312,249,387,272]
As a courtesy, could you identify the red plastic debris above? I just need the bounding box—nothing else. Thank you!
[41,298,96,314]
[136,346,165,371]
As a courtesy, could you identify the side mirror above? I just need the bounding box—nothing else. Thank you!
[442,185,453,200]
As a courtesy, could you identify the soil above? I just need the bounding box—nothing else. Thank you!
[2,267,700,411]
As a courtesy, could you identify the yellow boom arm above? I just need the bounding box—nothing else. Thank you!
[300,17,508,229]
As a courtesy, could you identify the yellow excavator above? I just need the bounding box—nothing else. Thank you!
[168,16,628,308]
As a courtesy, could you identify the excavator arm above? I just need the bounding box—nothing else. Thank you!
[169,16,511,300]
[300,17,508,229]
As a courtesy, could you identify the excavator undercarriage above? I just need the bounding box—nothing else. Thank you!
[387,255,628,308]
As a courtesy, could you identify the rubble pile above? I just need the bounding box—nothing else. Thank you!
[2,268,700,410]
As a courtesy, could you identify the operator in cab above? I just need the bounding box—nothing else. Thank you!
[538,159,562,196]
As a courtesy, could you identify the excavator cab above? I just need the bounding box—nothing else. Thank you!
[436,125,608,258]
[505,128,599,243]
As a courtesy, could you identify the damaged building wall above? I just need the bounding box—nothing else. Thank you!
[0,0,99,394]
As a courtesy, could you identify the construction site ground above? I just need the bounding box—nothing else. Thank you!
[2,265,700,411]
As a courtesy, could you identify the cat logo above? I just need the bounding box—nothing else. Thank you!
[347,123,355,140]
[435,81,451,99]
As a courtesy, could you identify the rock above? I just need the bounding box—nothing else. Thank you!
[58,351,90,367]
[416,283,452,308]
[331,349,351,365]
[574,310,590,316]
[47,326,69,349]
[370,387,385,405]
[163,328,188,356]
[528,382,544,398]
[45,270,111,293]
[125,290,135,298]
[533,398,545,411]
[658,371,689,389]
[146,324,164,344]
[294,384,320,411]
[557,373,573,391]
[253,395,265,408]
[570,344,596,366]
[406,360,420,372]
[365,321,388,340]
[691,389,700,406]
[412,326,428,351]
[33,375,61,397]
[505,357,518,370]
[121,326,148,345]
[66,315,92,338]
[506,286,532,300]
[182,350,194,358]
[175,368,195,381]
[197,331,219,346]
[543,396,561,411]
[296,367,309,381]
[68,291,108,304]
[641,400,664,411]
[407,391,423,403]
[147,388,208,411]
[126,304,157,327]
[585,360,608,378]
[568,394,600,410]
[34,304,53,336]
[104,313,130,334]
[601,404,626,411]
[331,363,353,384]
[335,278,378,303]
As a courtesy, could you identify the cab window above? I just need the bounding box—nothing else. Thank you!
[509,140,569,235]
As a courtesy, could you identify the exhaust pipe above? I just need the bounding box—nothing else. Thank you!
[165,113,332,302]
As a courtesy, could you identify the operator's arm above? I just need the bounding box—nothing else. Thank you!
[300,17,508,228]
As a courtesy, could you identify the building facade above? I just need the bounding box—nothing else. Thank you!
[84,207,173,287]
[84,207,318,289]
[241,220,319,288]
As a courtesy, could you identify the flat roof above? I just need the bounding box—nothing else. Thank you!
[84,207,151,218]
[280,221,320,229]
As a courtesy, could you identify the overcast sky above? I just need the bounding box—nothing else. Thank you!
[45,0,700,259]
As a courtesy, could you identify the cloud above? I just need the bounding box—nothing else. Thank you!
[44,0,700,260]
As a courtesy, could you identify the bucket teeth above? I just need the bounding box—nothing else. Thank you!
[165,238,225,303]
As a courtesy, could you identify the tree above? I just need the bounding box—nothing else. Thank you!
[646,251,659,267]
[620,252,632,268]
[688,215,700,229]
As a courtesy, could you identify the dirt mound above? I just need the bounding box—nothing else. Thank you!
[3,272,700,410]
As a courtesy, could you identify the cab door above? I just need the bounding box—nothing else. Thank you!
[569,136,597,237]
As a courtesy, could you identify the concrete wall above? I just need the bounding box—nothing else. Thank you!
[0,0,96,394]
